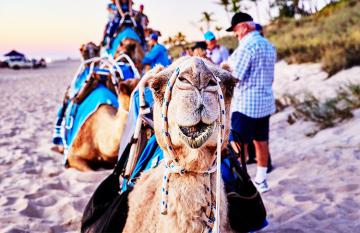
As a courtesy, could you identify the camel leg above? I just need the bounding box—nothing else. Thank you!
[67,155,93,172]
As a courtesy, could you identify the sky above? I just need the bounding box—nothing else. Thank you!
[0,0,324,59]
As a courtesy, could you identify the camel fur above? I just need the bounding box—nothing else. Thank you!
[123,57,237,233]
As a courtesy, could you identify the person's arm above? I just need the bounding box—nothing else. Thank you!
[228,47,253,81]
[143,15,149,27]
[142,45,161,65]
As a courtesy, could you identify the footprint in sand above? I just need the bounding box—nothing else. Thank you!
[294,195,312,202]
[336,184,359,193]
[24,191,47,200]
[19,202,42,218]
[0,127,21,139]
[31,196,58,207]
[354,150,360,160]
[0,197,17,206]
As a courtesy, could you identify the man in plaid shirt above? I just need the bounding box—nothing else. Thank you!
[226,12,276,193]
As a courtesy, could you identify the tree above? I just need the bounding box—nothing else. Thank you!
[215,26,223,38]
[200,11,216,31]
[163,36,175,47]
[174,32,187,46]
[230,0,241,13]
[272,0,310,18]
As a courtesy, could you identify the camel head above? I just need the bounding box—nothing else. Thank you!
[115,38,144,72]
[79,42,100,61]
[149,57,236,171]
[118,78,140,111]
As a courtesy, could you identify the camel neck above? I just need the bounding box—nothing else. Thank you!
[166,172,216,232]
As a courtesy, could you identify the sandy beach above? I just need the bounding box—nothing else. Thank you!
[0,60,359,232]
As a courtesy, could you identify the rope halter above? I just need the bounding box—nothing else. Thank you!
[160,67,226,233]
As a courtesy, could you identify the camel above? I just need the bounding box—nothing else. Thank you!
[67,77,140,171]
[123,56,237,233]
[80,42,101,61]
[52,42,101,154]
[114,37,144,73]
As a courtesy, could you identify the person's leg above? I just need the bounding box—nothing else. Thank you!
[247,140,257,164]
[253,115,271,192]
[107,15,121,47]
[253,140,269,180]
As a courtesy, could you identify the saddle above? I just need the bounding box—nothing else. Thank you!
[73,65,135,105]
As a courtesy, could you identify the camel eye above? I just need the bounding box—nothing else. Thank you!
[178,76,191,84]
[208,79,217,86]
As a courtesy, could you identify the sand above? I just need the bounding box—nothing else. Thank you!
[0,61,110,233]
[0,60,359,232]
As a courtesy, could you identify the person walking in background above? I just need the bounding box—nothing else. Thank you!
[226,12,276,193]
[142,33,171,70]
[203,31,229,65]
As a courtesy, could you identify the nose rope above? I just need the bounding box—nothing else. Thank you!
[160,67,226,233]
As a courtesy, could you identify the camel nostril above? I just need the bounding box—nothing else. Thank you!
[198,104,205,112]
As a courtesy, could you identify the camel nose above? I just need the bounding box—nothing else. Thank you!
[198,104,205,112]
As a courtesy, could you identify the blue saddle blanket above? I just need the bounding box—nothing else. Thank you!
[69,66,135,99]
[64,84,119,151]
[108,27,142,56]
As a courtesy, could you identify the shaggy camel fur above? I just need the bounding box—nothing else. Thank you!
[123,57,237,233]
[67,78,139,171]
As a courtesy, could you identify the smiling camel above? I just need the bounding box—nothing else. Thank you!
[123,56,237,233]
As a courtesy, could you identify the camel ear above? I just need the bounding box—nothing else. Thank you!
[220,62,232,73]
[119,78,140,96]
[147,65,168,103]
[79,44,85,52]
[95,44,101,52]
[221,75,238,99]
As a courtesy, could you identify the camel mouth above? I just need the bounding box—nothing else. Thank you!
[178,122,215,149]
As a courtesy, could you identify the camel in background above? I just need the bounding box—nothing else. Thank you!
[67,78,139,171]
[123,57,237,232]
[114,38,144,74]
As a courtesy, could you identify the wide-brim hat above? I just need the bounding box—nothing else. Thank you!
[226,12,253,32]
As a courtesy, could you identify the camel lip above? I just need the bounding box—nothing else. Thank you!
[178,122,215,149]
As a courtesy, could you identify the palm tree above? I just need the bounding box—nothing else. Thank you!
[190,21,205,34]
[174,32,187,46]
[215,26,223,38]
[200,11,216,31]
[230,0,241,13]
[163,36,175,47]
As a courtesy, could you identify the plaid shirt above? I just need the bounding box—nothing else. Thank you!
[228,31,276,118]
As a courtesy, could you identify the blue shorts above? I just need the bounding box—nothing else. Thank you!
[230,112,270,144]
